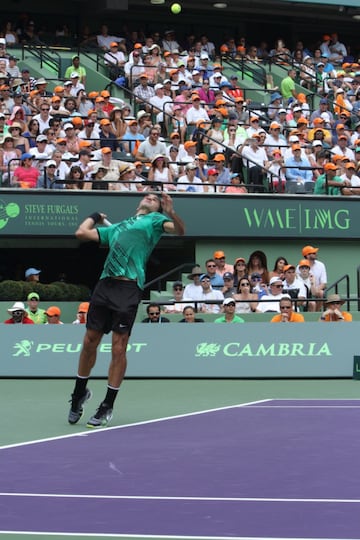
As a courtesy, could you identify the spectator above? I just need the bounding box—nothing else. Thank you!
[238,135,268,192]
[221,272,237,298]
[4,301,34,324]
[214,298,244,323]
[247,250,269,285]
[12,153,40,188]
[233,257,247,288]
[135,128,167,162]
[296,259,317,312]
[163,281,192,313]
[25,267,41,282]
[99,118,119,152]
[313,162,348,195]
[45,305,63,324]
[204,259,224,290]
[250,272,268,298]
[213,250,233,276]
[282,264,307,311]
[213,153,231,187]
[319,294,352,322]
[233,277,259,313]
[257,277,288,313]
[299,245,327,310]
[96,25,124,51]
[142,303,170,323]
[26,291,46,324]
[198,273,224,313]
[184,265,204,301]
[284,143,313,193]
[269,256,288,281]
[72,302,90,324]
[176,162,204,192]
[280,69,297,104]
[64,55,87,85]
[148,154,174,191]
[179,305,204,323]
[271,297,305,323]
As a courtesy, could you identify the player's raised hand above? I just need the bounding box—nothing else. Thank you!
[161,192,174,215]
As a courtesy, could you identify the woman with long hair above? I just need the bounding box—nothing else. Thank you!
[147,154,175,191]
[247,250,269,285]
[233,257,247,288]
[8,122,30,154]
[66,165,85,190]
[109,106,127,140]
[0,135,20,185]
[268,256,288,281]
[23,118,40,148]
[233,277,259,313]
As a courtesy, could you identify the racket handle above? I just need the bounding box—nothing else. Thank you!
[103,218,112,227]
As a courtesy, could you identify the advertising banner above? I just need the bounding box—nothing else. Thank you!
[0,323,357,378]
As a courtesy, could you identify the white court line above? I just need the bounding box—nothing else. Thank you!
[246,405,360,408]
[1,533,359,540]
[0,398,270,451]
[1,492,360,504]
[1,533,360,540]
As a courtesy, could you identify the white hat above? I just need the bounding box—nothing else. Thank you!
[36,134,47,142]
[320,112,330,122]
[70,71,80,78]
[269,276,283,286]
[8,301,25,313]
[46,159,57,167]
[223,297,236,306]
[0,38,6,45]
[278,108,287,114]
[289,135,299,143]
[64,80,72,86]
[35,78,47,85]
[293,106,302,112]
[137,110,150,120]
[335,88,344,93]
[63,123,74,130]
[154,83,164,91]
[200,53,209,59]
[312,140,323,147]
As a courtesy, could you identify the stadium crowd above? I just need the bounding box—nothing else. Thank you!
[0,23,360,194]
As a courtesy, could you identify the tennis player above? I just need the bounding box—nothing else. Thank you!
[68,192,185,428]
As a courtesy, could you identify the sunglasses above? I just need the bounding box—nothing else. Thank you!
[280,305,291,309]
[272,284,283,288]
[149,311,160,315]
[13,310,23,315]
[240,283,250,286]
[29,297,38,301]
[41,108,50,111]
[206,264,216,267]
[225,302,235,306]
[174,287,183,291]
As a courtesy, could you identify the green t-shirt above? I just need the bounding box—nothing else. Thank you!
[280,76,295,100]
[314,174,343,195]
[97,212,169,289]
[26,308,47,324]
[214,315,245,323]
[64,65,87,79]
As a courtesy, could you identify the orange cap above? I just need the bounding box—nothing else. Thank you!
[214,250,225,259]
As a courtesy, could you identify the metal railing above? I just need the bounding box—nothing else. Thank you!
[221,55,267,89]
[21,43,62,78]
[144,263,195,292]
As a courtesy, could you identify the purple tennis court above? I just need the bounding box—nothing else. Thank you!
[1,399,360,539]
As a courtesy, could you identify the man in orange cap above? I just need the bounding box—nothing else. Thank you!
[298,245,327,310]
[73,302,90,324]
[213,250,233,276]
[45,306,63,324]
[314,162,349,195]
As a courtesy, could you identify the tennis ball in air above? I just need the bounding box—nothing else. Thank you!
[171,3,181,14]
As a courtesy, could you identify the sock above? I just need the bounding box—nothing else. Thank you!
[103,385,119,408]
[73,375,88,398]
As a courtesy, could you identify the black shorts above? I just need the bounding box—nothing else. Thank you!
[87,278,142,335]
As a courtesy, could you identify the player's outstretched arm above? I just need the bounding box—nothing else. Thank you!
[75,212,107,242]
[161,193,185,236]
